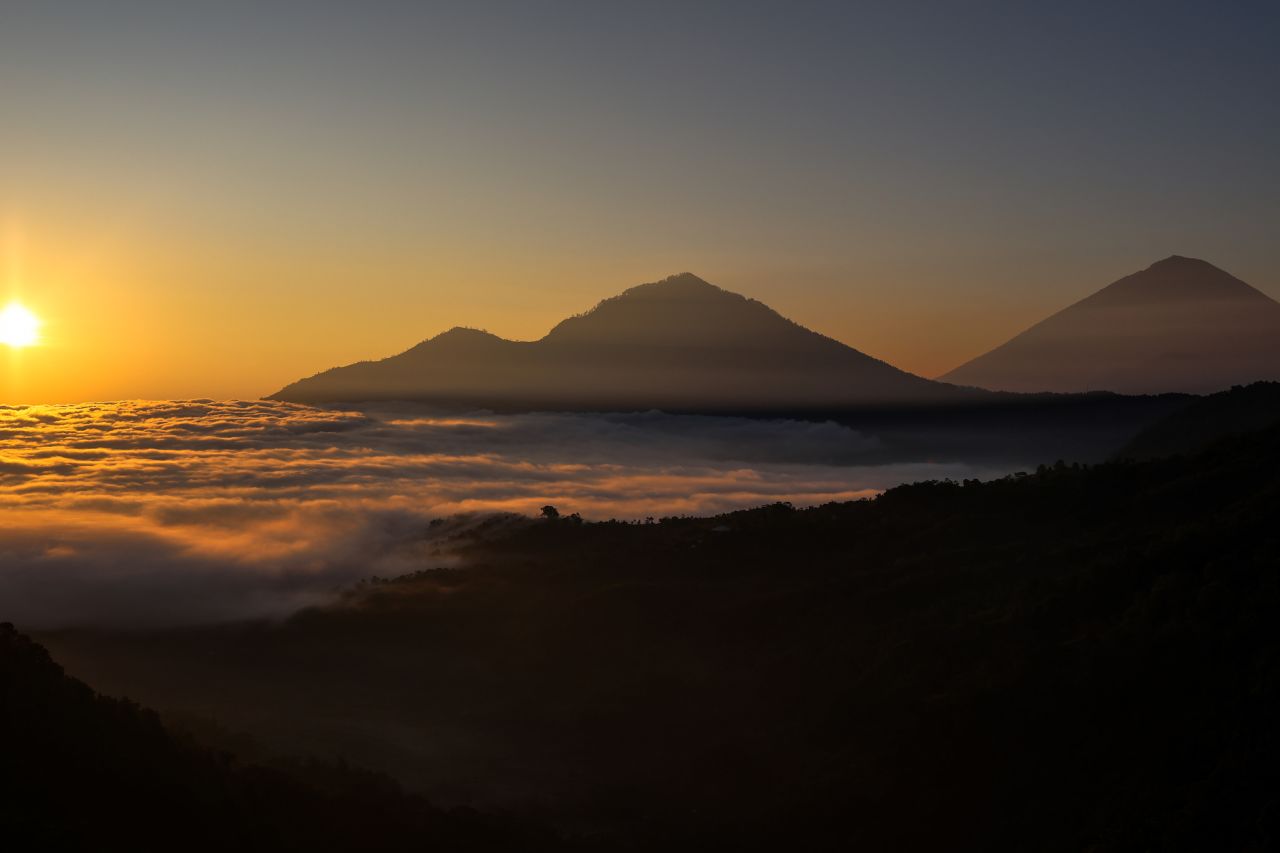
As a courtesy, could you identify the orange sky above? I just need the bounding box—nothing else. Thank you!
[3,4,1277,405]
[2,213,1277,405]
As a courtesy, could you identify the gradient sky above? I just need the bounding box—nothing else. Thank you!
[2,0,1278,404]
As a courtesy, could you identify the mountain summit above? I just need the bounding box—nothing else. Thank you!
[271,273,964,410]
[940,257,1280,394]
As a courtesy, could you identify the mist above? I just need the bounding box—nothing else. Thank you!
[0,400,1011,628]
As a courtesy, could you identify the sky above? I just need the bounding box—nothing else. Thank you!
[2,0,1278,404]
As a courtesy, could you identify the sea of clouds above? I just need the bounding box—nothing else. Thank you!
[0,400,1008,627]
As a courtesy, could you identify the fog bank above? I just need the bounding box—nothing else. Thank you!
[0,400,1008,627]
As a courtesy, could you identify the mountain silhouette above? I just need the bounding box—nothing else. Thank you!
[0,623,557,852]
[940,256,1280,394]
[1116,381,1280,461]
[272,273,967,410]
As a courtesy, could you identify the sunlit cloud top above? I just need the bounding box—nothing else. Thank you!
[0,400,1010,627]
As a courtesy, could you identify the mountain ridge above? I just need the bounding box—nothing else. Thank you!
[939,256,1280,394]
[272,273,970,411]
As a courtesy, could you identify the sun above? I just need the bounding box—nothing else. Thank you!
[0,302,41,348]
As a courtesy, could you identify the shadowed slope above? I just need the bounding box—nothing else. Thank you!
[1117,380,1280,460]
[941,256,1280,394]
[0,624,558,852]
[272,273,966,410]
[40,394,1280,850]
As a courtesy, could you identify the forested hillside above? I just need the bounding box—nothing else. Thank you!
[31,384,1280,850]
[0,623,558,851]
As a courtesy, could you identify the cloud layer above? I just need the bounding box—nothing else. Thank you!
[0,400,1005,627]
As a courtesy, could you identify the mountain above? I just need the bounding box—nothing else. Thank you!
[1116,380,1280,460]
[42,413,1280,850]
[0,622,557,851]
[272,273,968,410]
[940,256,1280,394]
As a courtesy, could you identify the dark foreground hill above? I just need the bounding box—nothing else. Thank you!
[0,623,558,851]
[272,273,971,411]
[941,256,1280,394]
[40,384,1280,851]
[1118,380,1280,460]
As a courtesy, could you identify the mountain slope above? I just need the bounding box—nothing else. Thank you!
[42,410,1280,850]
[272,273,968,410]
[1116,380,1280,460]
[0,623,557,851]
[940,256,1280,394]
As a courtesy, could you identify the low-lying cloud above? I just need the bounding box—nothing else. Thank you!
[0,400,1007,628]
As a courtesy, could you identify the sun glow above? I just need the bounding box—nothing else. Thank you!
[0,303,41,348]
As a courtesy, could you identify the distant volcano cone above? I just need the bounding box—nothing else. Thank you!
[271,273,968,410]
[939,257,1280,394]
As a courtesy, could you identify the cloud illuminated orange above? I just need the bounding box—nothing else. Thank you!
[0,400,1009,627]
